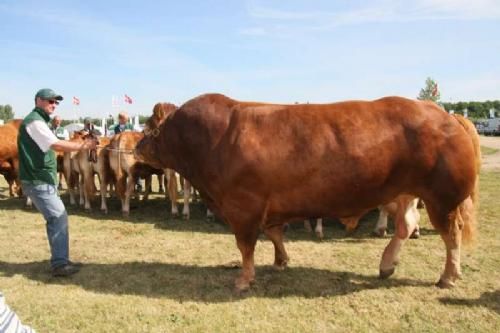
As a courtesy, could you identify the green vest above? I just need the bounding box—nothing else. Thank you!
[114,123,134,134]
[18,108,57,185]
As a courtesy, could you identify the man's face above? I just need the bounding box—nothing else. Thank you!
[53,117,61,127]
[119,117,127,125]
[36,97,59,115]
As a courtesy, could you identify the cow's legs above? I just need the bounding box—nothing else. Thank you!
[379,196,418,278]
[263,224,289,269]
[78,173,85,207]
[182,179,191,220]
[82,170,94,210]
[340,216,359,235]
[143,175,152,201]
[158,174,164,193]
[373,207,390,237]
[122,174,136,216]
[100,171,108,214]
[234,229,259,292]
[165,169,179,217]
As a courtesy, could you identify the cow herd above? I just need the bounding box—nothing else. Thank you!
[0,94,482,292]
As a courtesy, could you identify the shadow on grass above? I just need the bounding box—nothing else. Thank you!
[0,192,438,241]
[439,290,500,315]
[0,260,435,302]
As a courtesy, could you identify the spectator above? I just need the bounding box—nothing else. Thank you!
[113,112,134,134]
[50,115,69,140]
[83,117,102,136]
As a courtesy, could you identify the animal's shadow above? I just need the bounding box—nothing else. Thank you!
[439,290,500,315]
[0,260,434,302]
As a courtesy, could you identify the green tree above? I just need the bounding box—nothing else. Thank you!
[0,104,15,122]
[417,77,440,102]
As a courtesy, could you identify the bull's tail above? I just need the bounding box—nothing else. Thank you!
[453,114,481,245]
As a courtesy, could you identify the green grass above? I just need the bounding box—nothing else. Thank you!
[0,173,499,333]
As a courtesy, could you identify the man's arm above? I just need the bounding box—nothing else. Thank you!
[26,121,96,153]
[51,139,95,152]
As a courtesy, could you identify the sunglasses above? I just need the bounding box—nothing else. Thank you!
[46,99,59,105]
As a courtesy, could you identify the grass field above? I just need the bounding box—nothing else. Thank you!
[0,172,499,333]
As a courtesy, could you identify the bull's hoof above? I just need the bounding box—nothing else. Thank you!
[234,278,252,293]
[122,211,130,218]
[410,229,420,239]
[206,215,214,222]
[183,214,190,221]
[315,231,324,240]
[372,228,387,238]
[379,267,395,279]
[273,258,289,270]
[435,278,455,289]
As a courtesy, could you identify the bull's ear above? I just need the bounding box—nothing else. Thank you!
[152,103,166,124]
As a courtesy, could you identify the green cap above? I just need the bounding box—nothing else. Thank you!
[35,88,63,101]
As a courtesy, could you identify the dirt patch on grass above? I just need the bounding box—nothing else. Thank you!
[479,136,500,170]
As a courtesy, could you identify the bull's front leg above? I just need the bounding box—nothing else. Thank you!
[234,229,259,293]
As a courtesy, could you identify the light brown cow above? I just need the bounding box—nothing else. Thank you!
[77,135,112,211]
[135,94,479,292]
[104,130,182,216]
[63,130,89,206]
[0,120,22,197]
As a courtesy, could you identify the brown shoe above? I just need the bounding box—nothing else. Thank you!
[52,263,80,277]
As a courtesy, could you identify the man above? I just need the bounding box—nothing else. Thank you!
[51,115,69,140]
[18,88,96,277]
[83,117,102,136]
[113,112,134,134]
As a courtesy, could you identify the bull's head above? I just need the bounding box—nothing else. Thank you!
[135,102,177,168]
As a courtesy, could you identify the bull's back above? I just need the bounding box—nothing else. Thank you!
[176,95,477,218]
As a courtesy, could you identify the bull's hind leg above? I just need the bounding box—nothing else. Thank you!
[379,196,419,279]
[263,224,289,269]
[426,202,467,288]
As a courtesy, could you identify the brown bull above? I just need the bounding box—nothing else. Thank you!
[0,119,22,197]
[136,94,479,292]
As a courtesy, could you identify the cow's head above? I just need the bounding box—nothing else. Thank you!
[135,102,177,168]
[72,129,100,162]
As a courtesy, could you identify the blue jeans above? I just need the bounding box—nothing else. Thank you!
[21,182,69,268]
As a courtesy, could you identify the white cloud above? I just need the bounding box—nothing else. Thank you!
[244,0,500,31]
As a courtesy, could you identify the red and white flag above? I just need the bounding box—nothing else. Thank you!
[124,94,133,104]
[72,96,80,105]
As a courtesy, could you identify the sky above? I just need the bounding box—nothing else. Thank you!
[1,0,499,120]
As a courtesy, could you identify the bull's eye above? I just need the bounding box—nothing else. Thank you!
[152,128,160,137]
